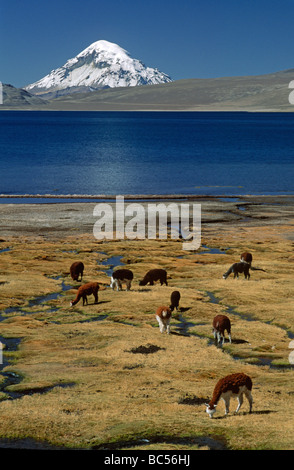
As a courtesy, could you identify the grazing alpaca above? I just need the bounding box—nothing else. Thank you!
[240,252,253,266]
[139,269,168,286]
[155,306,172,334]
[206,373,253,418]
[110,269,133,291]
[70,282,99,306]
[213,314,232,345]
[70,261,84,281]
[223,262,250,280]
[170,290,181,312]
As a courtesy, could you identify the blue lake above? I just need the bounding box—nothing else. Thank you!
[0,110,293,197]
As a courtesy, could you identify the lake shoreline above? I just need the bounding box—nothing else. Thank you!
[1,194,294,239]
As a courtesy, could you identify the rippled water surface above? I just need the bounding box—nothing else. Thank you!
[1,111,294,196]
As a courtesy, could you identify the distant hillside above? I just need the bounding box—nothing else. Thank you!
[2,69,294,111]
[1,84,47,107]
[45,69,294,111]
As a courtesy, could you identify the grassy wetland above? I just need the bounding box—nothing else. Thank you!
[0,196,294,450]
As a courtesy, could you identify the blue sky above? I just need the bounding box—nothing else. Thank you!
[1,0,294,88]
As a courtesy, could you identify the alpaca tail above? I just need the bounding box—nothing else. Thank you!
[251,266,266,272]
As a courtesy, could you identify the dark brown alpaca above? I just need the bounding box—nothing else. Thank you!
[70,261,84,281]
[110,269,133,291]
[170,290,181,312]
[223,262,250,280]
[139,269,168,286]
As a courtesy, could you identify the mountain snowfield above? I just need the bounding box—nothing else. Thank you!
[25,40,172,96]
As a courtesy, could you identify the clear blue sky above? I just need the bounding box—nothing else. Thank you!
[1,0,294,88]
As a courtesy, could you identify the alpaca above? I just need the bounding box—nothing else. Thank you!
[206,373,253,418]
[213,314,232,346]
[70,282,99,306]
[240,252,253,266]
[110,269,133,291]
[70,261,84,281]
[155,306,172,334]
[170,290,181,312]
[139,269,168,286]
[223,262,250,280]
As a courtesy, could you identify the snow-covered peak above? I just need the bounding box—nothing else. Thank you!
[65,40,130,66]
[79,40,129,56]
[25,40,172,96]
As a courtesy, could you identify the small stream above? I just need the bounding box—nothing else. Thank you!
[0,335,22,399]
[205,291,294,369]
[176,244,294,368]
[172,289,294,369]
[0,333,75,401]
[0,247,10,254]
[95,245,294,370]
[98,253,124,277]
[199,245,230,255]
[0,275,75,400]
[0,252,126,402]
[3,276,73,317]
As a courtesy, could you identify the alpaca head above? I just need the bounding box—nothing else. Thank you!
[205,403,217,418]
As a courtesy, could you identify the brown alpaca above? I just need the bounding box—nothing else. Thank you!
[206,373,253,418]
[155,306,172,334]
[213,314,232,346]
[240,252,253,266]
[70,282,99,306]
[70,261,84,281]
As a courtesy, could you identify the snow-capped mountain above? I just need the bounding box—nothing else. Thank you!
[25,40,172,96]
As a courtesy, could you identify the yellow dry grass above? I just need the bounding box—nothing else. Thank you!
[0,223,294,450]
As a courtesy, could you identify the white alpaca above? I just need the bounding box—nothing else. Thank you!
[155,306,172,334]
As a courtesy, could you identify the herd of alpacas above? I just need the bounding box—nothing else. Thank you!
[69,252,255,418]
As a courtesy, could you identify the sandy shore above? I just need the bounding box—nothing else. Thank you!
[0,195,294,239]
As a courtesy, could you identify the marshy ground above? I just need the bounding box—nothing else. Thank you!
[0,196,294,450]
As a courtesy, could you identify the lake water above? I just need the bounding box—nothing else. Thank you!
[0,110,293,198]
